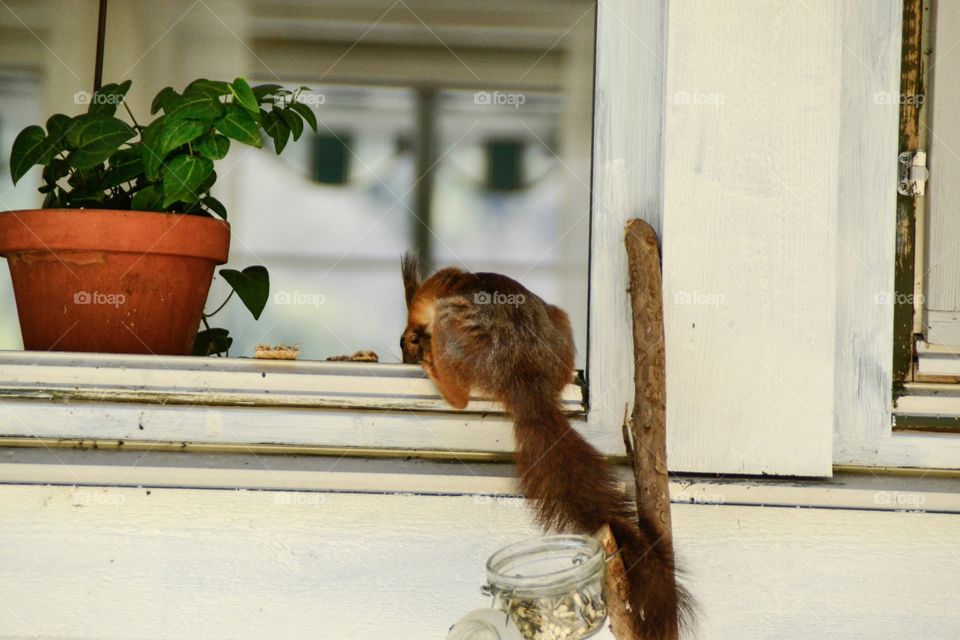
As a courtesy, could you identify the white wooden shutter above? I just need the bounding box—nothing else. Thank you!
[589,0,840,475]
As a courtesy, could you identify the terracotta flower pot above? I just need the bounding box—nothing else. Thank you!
[0,209,230,355]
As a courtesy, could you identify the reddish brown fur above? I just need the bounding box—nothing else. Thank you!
[400,255,692,639]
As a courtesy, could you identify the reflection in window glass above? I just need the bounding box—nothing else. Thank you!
[0,73,42,350]
[217,85,589,366]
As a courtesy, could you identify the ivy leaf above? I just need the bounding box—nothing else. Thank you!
[140,118,166,181]
[88,79,132,116]
[195,132,230,160]
[216,103,261,147]
[42,190,61,207]
[102,146,144,188]
[184,79,231,98]
[41,157,71,185]
[67,117,137,170]
[45,114,73,148]
[151,87,179,115]
[10,125,47,183]
[64,114,98,149]
[230,77,259,114]
[66,164,101,191]
[252,83,283,101]
[193,327,232,356]
[198,167,217,194]
[166,93,225,120]
[130,184,164,211]
[202,195,228,219]
[278,107,303,141]
[69,191,107,207]
[162,154,214,207]
[262,110,290,154]
[290,102,318,133]
[219,265,269,320]
[159,116,207,157]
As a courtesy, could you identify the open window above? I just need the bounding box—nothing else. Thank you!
[0,0,611,457]
[890,0,960,431]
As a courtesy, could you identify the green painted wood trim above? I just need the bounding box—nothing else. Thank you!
[892,0,929,393]
[893,414,960,432]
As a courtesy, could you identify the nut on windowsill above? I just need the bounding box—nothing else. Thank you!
[255,343,301,360]
[326,350,379,363]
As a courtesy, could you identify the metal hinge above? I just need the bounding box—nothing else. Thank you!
[898,150,929,196]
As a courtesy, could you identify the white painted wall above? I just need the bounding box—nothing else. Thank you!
[0,483,957,640]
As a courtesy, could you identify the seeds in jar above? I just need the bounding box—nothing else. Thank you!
[501,585,606,640]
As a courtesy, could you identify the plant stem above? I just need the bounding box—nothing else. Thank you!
[122,101,142,131]
[205,289,235,318]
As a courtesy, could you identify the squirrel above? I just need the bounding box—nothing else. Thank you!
[400,254,692,639]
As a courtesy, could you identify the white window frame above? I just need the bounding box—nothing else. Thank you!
[833,0,960,471]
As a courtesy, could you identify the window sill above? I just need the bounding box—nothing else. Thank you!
[0,350,584,413]
[0,350,585,456]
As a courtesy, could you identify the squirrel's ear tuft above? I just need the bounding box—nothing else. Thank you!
[401,253,421,308]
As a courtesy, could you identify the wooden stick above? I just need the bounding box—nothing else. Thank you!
[624,218,678,638]
[593,525,639,640]
[624,218,673,540]
[593,525,634,639]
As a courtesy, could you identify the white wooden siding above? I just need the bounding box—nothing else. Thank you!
[0,482,957,639]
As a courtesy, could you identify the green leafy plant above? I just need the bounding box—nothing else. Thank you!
[8,77,319,356]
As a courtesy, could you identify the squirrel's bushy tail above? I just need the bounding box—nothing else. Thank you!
[509,394,692,639]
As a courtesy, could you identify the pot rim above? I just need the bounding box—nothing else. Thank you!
[0,208,231,263]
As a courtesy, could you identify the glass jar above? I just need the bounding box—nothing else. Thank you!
[483,534,608,640]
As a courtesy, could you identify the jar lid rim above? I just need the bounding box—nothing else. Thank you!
[485,534,604,592]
